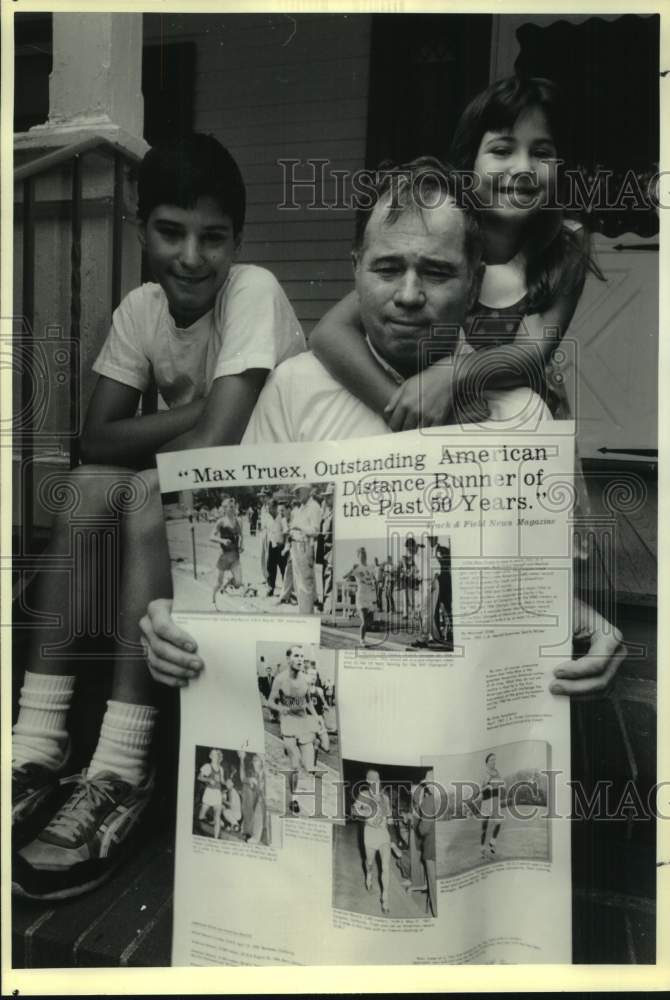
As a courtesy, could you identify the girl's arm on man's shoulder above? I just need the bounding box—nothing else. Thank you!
[81,375,205,468]
[385,235,590,431]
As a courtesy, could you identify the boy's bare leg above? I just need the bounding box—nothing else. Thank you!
[112,469,171,706]
[16,469,168,889]
[21,465,137,675]
[13,465,136,773]
[85,470,169,784]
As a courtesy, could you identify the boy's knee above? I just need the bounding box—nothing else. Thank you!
[47,464,136,521]
[121,469,163,531]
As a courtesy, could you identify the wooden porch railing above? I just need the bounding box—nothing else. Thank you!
[14,136,152,549]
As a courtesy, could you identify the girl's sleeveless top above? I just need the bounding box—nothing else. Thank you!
[465,296,570,420]
[466,295,591,556]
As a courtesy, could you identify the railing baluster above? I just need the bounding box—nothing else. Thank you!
[69,154,82,468]
[13,138,142,549]
[111,152,124,311]
[21,177,35,548]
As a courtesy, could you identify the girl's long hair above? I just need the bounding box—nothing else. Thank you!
[449,75,603,312]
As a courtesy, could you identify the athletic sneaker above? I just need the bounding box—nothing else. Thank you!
[12,748,71,849]
[12,768,154,900]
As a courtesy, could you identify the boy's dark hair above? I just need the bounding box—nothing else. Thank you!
[353,156,483,277]
[137,133,246,236]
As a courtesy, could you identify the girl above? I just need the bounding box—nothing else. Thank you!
[310,75,602,430]
[343,547,378,647]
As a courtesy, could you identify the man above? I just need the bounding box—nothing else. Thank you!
[257,657,273,701]
[267,646,319,815]
[141,159,625,698]
[265,499,289,597]
[241,163,546,444]
[428,535,453,647]
[282,485,321,614]
[315,485,334,613]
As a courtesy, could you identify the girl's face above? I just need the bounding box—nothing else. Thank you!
[486,754,496,771]
[473,107,558,222]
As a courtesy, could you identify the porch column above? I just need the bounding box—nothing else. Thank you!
[17,11,147,155]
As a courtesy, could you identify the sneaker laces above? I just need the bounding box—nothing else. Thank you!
[45,772,124,842]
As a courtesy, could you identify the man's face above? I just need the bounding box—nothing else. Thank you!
[141,195,239,327]
[288,648,304,672]
[269,501,277,517]
[353,196,476,376]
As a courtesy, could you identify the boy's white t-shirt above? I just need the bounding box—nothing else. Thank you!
[93,264,306,408]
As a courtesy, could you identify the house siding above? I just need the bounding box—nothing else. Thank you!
[143,13,372,335]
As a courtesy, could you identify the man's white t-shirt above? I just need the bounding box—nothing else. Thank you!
[243,350,552,445]
[93,264,306,408]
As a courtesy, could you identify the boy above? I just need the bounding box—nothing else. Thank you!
[12,133,305,899]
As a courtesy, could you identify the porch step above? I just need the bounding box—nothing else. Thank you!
[12,827,175,968]
[11,830,655,966]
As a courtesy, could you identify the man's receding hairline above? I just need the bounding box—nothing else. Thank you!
[360,194,468,257]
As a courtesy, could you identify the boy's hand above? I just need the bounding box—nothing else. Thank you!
[550,598,626,698]
[139,598,204,687]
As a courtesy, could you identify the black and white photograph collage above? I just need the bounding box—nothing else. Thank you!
[8,1,662,982]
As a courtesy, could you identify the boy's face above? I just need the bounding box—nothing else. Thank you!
[140,195,240,327]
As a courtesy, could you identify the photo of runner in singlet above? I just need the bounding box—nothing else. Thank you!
[196,748,225,840]
[256,642,341,822]
[326,534,451,650]
[210,498,245,604]
[162,481,335,617]
[343,547,378,647]
[475,752,506,859]
[352,769,394,914]
[267,646,319,815]
[430,742,551,879]
[192,746,274,847]
[332,760,438,920]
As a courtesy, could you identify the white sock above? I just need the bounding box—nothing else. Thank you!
[12,672,75,770]
[87,700,157,786]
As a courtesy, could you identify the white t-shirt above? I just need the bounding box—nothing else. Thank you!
[93,264,306,408]
[266,513,288,547]
[243,351,552,444]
